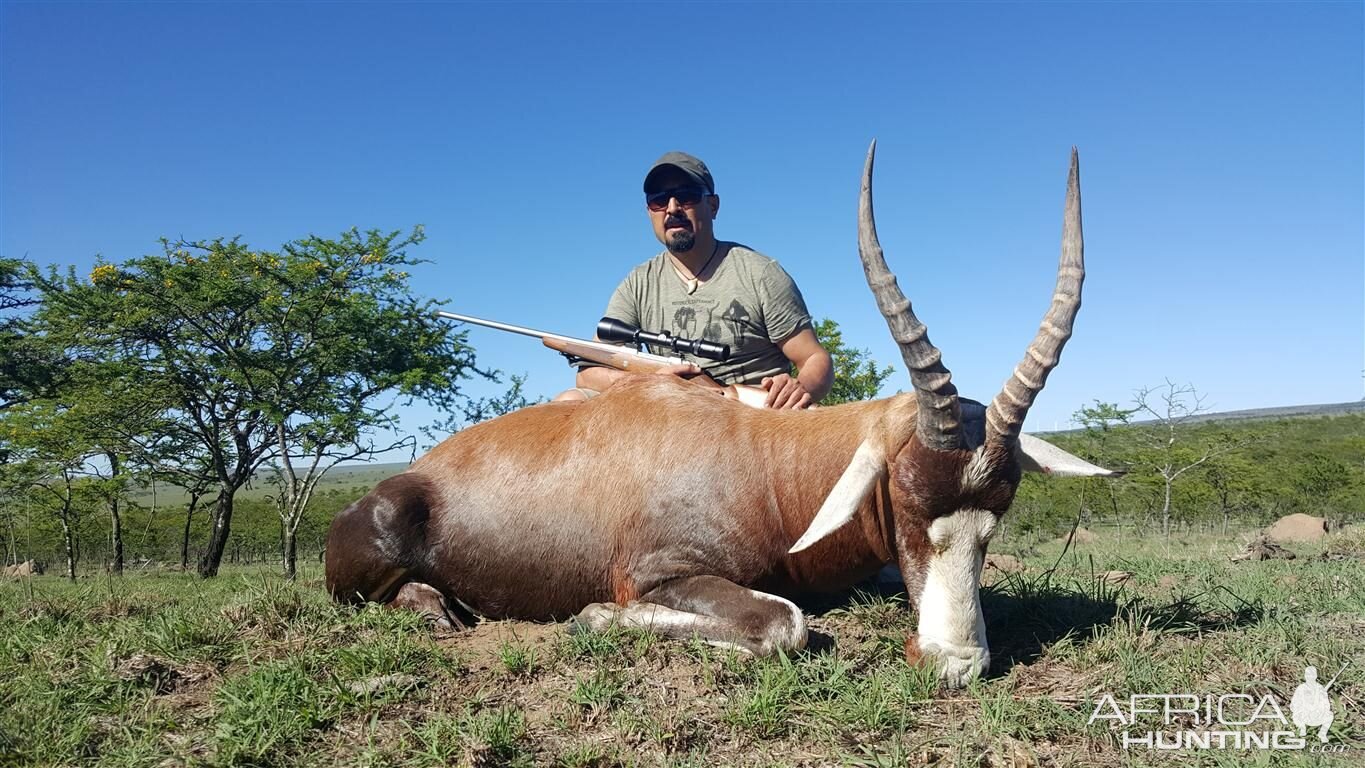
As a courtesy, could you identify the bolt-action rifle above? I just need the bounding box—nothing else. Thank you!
[435,312,769,408]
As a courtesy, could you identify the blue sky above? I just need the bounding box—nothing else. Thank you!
[3,1,1361,443]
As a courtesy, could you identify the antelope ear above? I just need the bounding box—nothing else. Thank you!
[789,439,886,553]
[1018,433,1120,477]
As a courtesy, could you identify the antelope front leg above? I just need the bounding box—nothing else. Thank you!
[573,575,807,656]
[904,508,995,688]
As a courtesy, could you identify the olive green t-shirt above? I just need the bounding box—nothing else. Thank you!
[598,242,813,386]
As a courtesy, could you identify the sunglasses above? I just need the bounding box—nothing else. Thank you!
[646,185,711,212]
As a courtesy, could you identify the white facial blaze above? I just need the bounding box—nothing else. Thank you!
[916,507,996,687]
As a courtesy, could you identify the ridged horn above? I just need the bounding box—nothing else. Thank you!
[985,148,1085,444]
[859,140,962,451]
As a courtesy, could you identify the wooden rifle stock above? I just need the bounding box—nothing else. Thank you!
[543,338,769,408]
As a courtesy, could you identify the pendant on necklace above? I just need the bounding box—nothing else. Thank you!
[673,243,719,296]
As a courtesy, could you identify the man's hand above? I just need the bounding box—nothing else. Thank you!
[760,373,814,410]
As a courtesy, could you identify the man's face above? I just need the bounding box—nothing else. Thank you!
[646,168,718,254]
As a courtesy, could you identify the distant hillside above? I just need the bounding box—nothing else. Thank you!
[325,462,411,484]
[1042,400,1365,435]
[1168,400,1365,424]
[129,462,411,506]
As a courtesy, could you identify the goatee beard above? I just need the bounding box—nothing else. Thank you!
[666,230,696,253]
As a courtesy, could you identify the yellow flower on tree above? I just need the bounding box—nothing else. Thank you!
[90,264,118,284]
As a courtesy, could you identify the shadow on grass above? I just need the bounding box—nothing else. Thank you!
[980,572,1120,675]
[792,566,1266,677]
[981,572,1265,676]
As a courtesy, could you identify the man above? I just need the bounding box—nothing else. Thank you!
[561,151,833,408]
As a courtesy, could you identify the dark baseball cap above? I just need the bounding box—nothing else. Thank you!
[643,151,715,194]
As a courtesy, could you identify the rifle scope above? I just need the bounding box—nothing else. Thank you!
[596,317,730,362]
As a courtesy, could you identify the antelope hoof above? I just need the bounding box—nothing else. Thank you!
[909,635,990,688]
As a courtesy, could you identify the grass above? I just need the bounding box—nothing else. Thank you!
[496,639,539,679]
[1,527,1362,766]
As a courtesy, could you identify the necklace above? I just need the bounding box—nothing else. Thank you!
[670,241,721,295]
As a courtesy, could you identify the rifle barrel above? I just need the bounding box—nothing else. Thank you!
[435,311,582,346]
[435,310,684,365]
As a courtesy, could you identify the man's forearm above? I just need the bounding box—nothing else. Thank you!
[797,353,835,403]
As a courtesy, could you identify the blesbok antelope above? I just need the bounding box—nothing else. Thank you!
[325,143,1111,687]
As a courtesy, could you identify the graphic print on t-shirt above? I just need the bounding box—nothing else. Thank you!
[720,300,752,349]
[668,298,754,354]
[672,305,700,338]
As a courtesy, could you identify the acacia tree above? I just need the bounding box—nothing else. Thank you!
[254,230,492,579]
[62,373,157,575]
[1,291,163,576]
[419,372,535,448]
[1131,380,1241,536]
[42,227,486,577]
[0,258,34,313]
[1290,453,1353,519]
[1203,454,1264,535]
[1073,400,1137,436]
[1,257,64,414]
[812,318,895,404]
[153,453,215,571]
[108,402,219,571]
[1070,400,1137,525]
[0,400,99,580]
[0,461,31,565]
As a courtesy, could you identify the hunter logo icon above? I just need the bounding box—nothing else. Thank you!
[1291,665,1343,744]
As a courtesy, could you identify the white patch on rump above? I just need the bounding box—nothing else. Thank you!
[916,507,997,687]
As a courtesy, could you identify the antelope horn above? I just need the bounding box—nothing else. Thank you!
[985,148,1085,444]
[858,140,962,451]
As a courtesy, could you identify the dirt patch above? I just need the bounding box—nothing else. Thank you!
[347,673,422,696]
[1265,513,1330,543]
[982,554,1025,585]
[985,554,1024,574]
[447,619,563,664]
[112,652,216,695]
